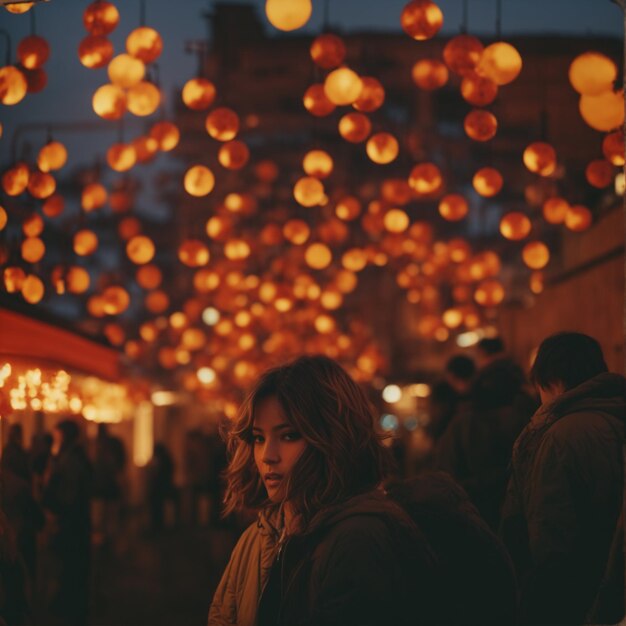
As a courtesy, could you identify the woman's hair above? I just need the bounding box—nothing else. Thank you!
[221,355,394,525]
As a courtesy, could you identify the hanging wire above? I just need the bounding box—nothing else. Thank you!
[29,5,37,35]
[460,0,469,34]
[139,0,146,27]
[0,29,12,65]
[322,0,330,31]
[495,0,502,39]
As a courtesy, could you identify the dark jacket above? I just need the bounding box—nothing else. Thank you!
[500,372,626,625]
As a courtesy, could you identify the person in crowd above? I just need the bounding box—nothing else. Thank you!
[2,424,31,483]
[386,471,517,626]
[30,431,53,495]
[0,510,31,626]
[435,336,537,530]
[500,332,625,625]
[208,355,438,626]
[42,419,93,626]
[147,442,175,531]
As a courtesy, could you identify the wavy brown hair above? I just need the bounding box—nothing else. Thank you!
[221,355,395,527]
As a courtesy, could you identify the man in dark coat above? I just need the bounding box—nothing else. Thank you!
[500,332,625,625]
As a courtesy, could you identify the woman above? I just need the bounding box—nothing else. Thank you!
[208,355,437,626]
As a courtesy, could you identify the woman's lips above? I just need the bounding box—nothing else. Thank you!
[264,473,283,488]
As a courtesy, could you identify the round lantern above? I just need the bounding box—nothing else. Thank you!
[22,67,47,93]
[476,42,522,85]
[523,142,557,176]
[102,286,130,315]
[310,33,346,69]
[569,52,617,96]
[383,209,409,233]
[338,112,371,143]
[411,59,448,90]
[92,83,126,120]
[324,67,363,106]
[224,238,251,261]
[542,197,569,224]
[22,237,45,263]
[4,266,26,292]
[283,219,310,244]
[443,34,484,76]
[107,143,137,172]
[472,167,503,197]
[132,135,159,163]
[118,217,141,240]
[448,238,471,263]
[22,274,45,304]
[66,266,90,293]
[255,160,279,182]
[366,133,399,164]
[27,171,55,199]
[439,194,468,221]
[522,241,550,269]
[294,176,325,207]
[145,290,169,313]
[22,213,43,237]
[335,196,361,221]
[206,107,240,141]
[303,83,336,117]
[178,240,210,267]
[136,264,162,289]
[382,179,412,205]
[182,78,216,110]
[126,27,163,63]
[579,90,624,132]
[585,159,614,189]
[565,205,592,232]
[5,2,34,14]
[302,150,334,178]
[3,162,30,196]
[127,235,155,264]
[78,35,114,69]
[499,212,531,240]
[353,77,385,112]
[126,81,161,116]
[82,183,107,211]
[0,66,28,105]
[74,229,99,256]
[17,35,50,69]
[464,110,497,141]
[218,140,250,170]
[108,53,145,88]
[83,1,120,36]
[474,279,505,307]
[305,242,332,269]
[0,205,6,231]
[265,0,312,31]
[602,131,624,166]
[184,165,215,197]
[460,73,498,106]
[409,162,442,195]
[150,121,180,151]
[401,0,444,41]
[37,141,68,172]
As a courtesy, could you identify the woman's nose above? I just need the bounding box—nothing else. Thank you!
[262,438,280,464]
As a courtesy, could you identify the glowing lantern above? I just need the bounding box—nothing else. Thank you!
[464,110,497,141]
[92,84,126,120]
[108,53,145,88]
[565,205,592,232]
[324,67,363,106]
[579,90,624,132]
[310,34,346,69]
[82,183,107,211]
[106,143,137,172]
[74,229,99,256]
[382,179,412,205]
[126,81,160,116]
[37,141,68,172]
[206,215,232,240]
[27,172,55,199]
[305,243,332,269]
[448,239,471,263]
[283,219,310,244]
[23,67,47,93]
[303,84,336,117]
[22,237,45,263]
[0,206,6,231]
[150,121,180,151]
[303,150,334,178]
[145,290,169,313]
[224,239,251,260]
[102,286,130,315]
[569,52,617,95]
[178,240,209,267]
[602,131,624,166]
[294,176,325,207]
[225,193,256,214]
[132,136,159,163]
[184,165,215,197]
[206,107,239,141]
[5,2,34,13]
[339,112,371,143]
[335,196,361,221]
[218,141,250,170]
[411,59,448,90]
[585,160,613,189]
[3,163,30,196]
[23,213,43,237]
[460,73,498,106]
[126,235,155,264]
[384,209,409,233]
[353,77,385,112]
[136,264,162,289]
[522,241,550,269]
[472,167,503,197]
[17,35,50,69]
[22,274,44,304]
[118,217,141,240]
[499,212,531,240]
[442,308,463,329]
[126,27,162,63]
[182,78,216,110]
[265,0,312,31]
[366,133,399,164]
[409,162,442,195]
[542,197,569,224]
[474,279,505,307]
[4,266,26,292]
[84,1,119,35]
[443,34,484,76]
[66,266,90,293]
[78,35,114,69]
[0,66,28,105]
[476,42,522,85]
[439,194,468,221]
[401,0,443,40]
[255,160,279,182]
[342,248,368,272]
[523,142,557,176]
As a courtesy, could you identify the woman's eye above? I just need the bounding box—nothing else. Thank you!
[252,434,264,444]
[282,431,301,442]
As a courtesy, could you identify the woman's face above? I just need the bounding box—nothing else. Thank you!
[253,395,307,503]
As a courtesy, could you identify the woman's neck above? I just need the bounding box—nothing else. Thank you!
[283,501,301,535]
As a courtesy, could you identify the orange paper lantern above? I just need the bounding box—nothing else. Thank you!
[150,121,180,151]
[108,53,145,88]
[438,194,468,221]
[353,77,385,112]
[126,26,163,63]
[476,42,523,85]
[78,35,114,69]
[366,133,399,164]
[302,150,334,178]
[338,112,372,143]
[0,66,28,105]
[565,205,592,232]
[310,34,346,69]
[92,83,126,120]
[579,90,624,132]
[401,0,444,41]
[542,197,569,224]
[411,59,448,90]
[206,107,240,141]
[294,176,325,207]
[569,52,617,96]
[83,1,120,36]
[602,130,624,166]
[585,159,614,188]
[218,140,250,170]
[184,165,215,197]
[523,142,557,176]
[472,167,503,197]
[464,110,497,141]
[126,81,161,116]
[460,73,498,106]
[522,241,550,269]
[499,212,531,240]
[182,78,216,110]
[17,35,50,70]
[324,67,363,106]
[443,34,483,76]
[409,162,442,195]
[303,83,336,117]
